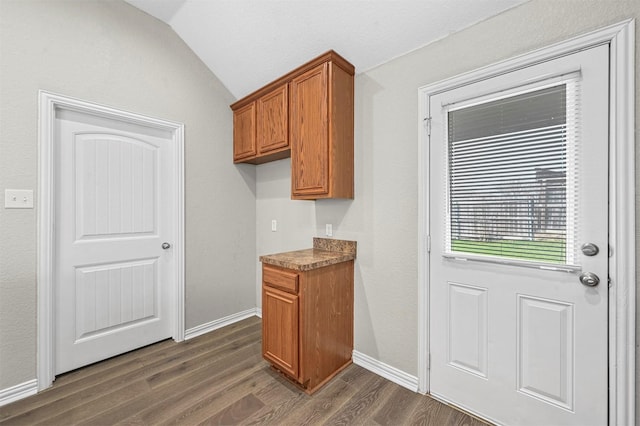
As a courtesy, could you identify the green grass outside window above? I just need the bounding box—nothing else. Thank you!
[451,239,566,263]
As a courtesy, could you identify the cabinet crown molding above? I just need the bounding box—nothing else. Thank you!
[230,50,355,111]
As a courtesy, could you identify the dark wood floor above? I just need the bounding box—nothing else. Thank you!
[0,316,487,425]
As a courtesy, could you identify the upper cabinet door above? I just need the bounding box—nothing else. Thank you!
[291,63,329,197]
[257,84,289,154]
[233,102,256,162]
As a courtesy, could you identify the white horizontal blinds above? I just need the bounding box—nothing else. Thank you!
[446,82,579,266]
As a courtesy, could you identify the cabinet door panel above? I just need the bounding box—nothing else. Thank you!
[291,63,329,196]
[257,84,289,154]
[233,103,256,161]
[262,285,299,378]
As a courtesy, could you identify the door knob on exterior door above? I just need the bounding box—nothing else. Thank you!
[162,242,171,250]
[579,272,600,287]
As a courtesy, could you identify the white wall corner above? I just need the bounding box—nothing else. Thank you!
[0,379,38,407]
[184,308,259,340]
[352,350,419,392]
[255,307,262,318]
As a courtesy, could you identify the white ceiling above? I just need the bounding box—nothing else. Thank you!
[124,0,528,99]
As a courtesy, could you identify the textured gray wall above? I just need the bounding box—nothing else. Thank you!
[0,0,256,389]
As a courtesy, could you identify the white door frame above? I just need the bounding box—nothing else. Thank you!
[37,91,185,390]
[417,20,635,425]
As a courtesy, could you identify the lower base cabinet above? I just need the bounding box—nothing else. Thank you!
[261,261,354,394]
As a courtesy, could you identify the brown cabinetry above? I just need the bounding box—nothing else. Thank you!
[262,284,298,377]
[233,84,290,164]
[231,51,354,199]
[257,84,288,155]
[261,261,354,394]
[232,102,256,162]
[290,61,353,199]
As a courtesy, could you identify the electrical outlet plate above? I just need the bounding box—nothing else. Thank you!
[5,189,34,209]
[271,219,277,232]
[325,223,333,237]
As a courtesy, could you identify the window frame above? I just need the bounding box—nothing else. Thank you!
[441,77,581,271]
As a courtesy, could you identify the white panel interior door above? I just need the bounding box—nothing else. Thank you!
[54,109,175,374]
[429,45,608,425]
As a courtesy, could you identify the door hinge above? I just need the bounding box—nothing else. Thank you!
[426,235,431,253]
[423,116,432,136]
[428,353,431,370]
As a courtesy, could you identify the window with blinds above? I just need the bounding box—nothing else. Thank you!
[446,81,579,266]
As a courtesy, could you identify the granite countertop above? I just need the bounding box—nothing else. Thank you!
[259,238,357,272]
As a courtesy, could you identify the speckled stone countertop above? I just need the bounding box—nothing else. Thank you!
[259,238,357,271]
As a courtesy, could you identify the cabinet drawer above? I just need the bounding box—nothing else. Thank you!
[263,266,298,294]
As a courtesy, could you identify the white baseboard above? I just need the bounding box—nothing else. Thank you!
[184,308,258,340]
[255,307,262,318]
[0,379,38,407]
[352,350,419,392]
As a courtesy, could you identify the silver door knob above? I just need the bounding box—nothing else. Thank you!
[581,243,599,256]
[162,242,171,250]
[579,272,600,287]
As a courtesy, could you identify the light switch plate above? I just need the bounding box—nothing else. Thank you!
[5,189,34,209]
[271,219,277,232]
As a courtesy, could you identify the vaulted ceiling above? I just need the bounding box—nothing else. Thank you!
[124,0,528,99]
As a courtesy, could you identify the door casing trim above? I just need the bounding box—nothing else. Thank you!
[417,19,635,425]
[37,91,186,390]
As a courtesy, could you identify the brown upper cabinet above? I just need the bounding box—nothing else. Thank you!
[232,102,256,162]
[232,84,289,164]
[290,61,353,199]
[231,51,354,199]
[257,84,289,155]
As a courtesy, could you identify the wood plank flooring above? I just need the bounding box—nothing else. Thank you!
[0,317,488,425]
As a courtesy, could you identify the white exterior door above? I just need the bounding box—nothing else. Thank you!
[429,45,609,425]
[54,109,175,374]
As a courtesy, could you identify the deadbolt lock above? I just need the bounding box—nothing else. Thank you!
[581,243,599,256]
